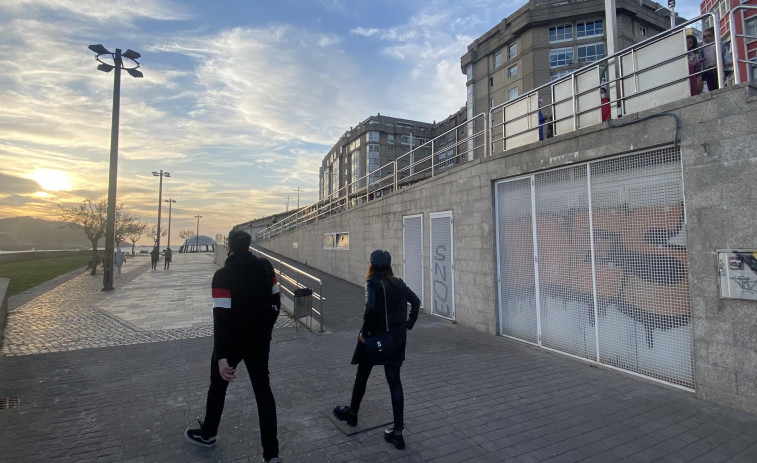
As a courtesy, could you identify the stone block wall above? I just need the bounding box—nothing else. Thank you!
[263,83,757,413]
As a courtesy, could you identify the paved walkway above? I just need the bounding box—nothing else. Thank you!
[1,251,757,462]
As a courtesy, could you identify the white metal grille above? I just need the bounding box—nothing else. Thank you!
[534,166,597,360]
[495,146,693,388]
[403,215,424,308]
[590,147,692,388]
[496,178,538,343]
[430,211,455,320]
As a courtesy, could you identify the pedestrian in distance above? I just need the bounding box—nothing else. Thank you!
[185,230,282,463]
[333,249,420,450]
[150,246,159,270]
[114,248,126,276]
[164,247,172,270]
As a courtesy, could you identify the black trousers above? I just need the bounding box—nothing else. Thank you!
[350,360,404,431]
[203,346,279,460]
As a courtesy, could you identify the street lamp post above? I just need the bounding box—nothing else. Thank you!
[194,214,203,252]
[164,198,176,249]
[152,170,171,252]
[89,44,143,292]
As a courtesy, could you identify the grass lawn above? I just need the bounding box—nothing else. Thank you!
[0,255,90,297]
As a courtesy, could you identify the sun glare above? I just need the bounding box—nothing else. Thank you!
[31,168,72,191]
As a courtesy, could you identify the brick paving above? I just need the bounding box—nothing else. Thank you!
[1,250,757,462]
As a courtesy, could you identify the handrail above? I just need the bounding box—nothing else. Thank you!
[489,12,723,153]
[259,14,734,242]
[250,246,325,333]
[729,6,757,84]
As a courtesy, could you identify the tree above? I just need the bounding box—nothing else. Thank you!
[146,226,167,246]
[115,207,148,250]
[59,198,106,275]
[178,229,195,241]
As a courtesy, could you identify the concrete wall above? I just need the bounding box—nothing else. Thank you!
[263,83,757,413]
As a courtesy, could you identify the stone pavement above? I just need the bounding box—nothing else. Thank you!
[1,251,757,462]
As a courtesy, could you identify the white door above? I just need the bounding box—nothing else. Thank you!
[429,211,454,320]
[403,214,424,308]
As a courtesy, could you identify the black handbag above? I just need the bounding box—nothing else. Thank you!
[363,281,397,362]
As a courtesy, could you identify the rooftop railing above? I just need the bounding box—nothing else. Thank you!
[259,12,740,242]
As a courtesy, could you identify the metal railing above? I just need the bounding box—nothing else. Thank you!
[250,246,325,333]
[259,112,488,240]
[490,13,723,153]
[730,6,757,84]
[259,13,737,242]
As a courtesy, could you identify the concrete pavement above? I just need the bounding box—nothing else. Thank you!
[1,251,756,462]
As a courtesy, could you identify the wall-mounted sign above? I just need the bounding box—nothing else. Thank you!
[718,250,757,301]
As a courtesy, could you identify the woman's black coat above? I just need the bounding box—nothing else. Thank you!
[351,274,420,365]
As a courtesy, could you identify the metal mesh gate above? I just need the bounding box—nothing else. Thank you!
[403,215,424,308]
[495,146,693,388]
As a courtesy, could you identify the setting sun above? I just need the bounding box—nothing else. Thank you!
[31,168,72,191]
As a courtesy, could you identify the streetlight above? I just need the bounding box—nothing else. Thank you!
[89,44,143,292]
[194,214,203,252]
[164,198,176,249]
[152,170,170,252]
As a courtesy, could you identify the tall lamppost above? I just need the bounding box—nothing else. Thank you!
[88,44,143,292]
[164,198,176,249]
[152,170,170,252]
[194,214,203,252]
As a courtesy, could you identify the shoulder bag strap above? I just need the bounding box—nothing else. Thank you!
[381,280,389,332]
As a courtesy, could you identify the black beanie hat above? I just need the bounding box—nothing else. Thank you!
[370,249,391,267]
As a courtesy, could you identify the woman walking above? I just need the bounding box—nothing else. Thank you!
[333,250,420,450]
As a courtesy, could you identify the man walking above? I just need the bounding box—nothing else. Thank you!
[185,230,282,463]
[150,246,159,270]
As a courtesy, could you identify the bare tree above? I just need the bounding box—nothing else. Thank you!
[59,198,106,275]
[178,229,195,241]
[115,208,148,250]
[146,226,167,246]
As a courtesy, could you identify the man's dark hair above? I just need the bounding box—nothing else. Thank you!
[228,230,252,254]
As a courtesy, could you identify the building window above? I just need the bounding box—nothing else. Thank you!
[351,151,361,188]
[639,26,647,37]
[387,134,394,144]
[368,144,380,182]
[494,52,502,68]
[551,70,572,81]
[577,20,604,39]
[508,87,518,101]
[508,64,518,77]
[746,17,757,43]
[549,24,573,42]
[400,135,412,145]
[490,98,494,109]
[550,47,574,67]
[466,64,473,81]
[489,76,494,87]
[388,147,394,153]
[367,131,379,142]
[577,42,606,63]
[508,43,518,60]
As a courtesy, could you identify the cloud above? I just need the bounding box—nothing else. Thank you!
[0,0,190,24]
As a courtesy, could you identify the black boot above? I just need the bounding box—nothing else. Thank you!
[384,428,405,450]
[333,405,358,426]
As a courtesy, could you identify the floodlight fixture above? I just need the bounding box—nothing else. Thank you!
[123,49,141,60]
[89,44,111,55]
[88,43,143,291]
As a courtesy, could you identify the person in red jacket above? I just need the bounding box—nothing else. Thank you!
[185,230,282,463]
[600,87,611,122]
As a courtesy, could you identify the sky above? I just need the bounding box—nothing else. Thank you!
[0,0,703,246]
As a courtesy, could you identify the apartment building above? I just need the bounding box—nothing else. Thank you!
[460,0,672,116]
[318,115,436,201]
